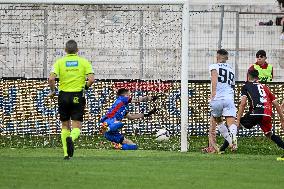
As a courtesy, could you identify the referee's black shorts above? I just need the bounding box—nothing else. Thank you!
[58,91,86,122]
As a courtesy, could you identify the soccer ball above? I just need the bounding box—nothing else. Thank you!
[155,129,170,142]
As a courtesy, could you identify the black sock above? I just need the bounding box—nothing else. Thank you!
[220,140,229,152]
[271,134,284,149]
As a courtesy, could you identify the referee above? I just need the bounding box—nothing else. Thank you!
[48,40,94,160]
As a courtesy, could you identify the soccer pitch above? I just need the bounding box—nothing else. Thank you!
[0,149,283,189]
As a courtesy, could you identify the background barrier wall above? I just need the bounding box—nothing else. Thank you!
[1,79,284,138]
[0,4,284,81]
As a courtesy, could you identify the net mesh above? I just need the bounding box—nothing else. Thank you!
[0,4,183,80]
[1,80,284,138]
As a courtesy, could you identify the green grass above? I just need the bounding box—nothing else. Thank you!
[0,148,283,189]
[1,135,284,155]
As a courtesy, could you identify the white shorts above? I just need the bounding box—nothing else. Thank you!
[210,99,236,118]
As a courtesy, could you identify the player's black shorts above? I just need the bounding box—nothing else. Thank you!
[240,112,272,134]
[58,91,86,122]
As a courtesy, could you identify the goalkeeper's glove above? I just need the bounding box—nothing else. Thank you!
[144,108,158,117]
[151,94,164,102]
[151,96,158,102]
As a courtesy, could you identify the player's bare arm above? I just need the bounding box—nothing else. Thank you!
[272,99,284,129]
[48,73,57,97]
[281,99,284,112]
[125,113,144,120]
[210,69,218,100]
[131,96,158,103]
[236,96,247,127]
[125,108,158,120]
[86,73,95,89]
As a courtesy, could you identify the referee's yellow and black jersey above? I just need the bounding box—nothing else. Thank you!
[50,54,94,92]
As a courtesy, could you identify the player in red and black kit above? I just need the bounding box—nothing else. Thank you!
[219,69,284,160]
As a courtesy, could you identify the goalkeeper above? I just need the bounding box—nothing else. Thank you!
[100,88,158,150]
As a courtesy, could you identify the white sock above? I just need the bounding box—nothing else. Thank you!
[229,124,238,137]
[218,123,232,145]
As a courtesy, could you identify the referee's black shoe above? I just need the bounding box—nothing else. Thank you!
[64,156,70,160]
[66,137,74,157]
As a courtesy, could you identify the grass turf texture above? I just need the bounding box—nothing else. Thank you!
[0,149,283,189]
[1,135,284,155]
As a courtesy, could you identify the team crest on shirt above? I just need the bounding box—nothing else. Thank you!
[66,61,78,67]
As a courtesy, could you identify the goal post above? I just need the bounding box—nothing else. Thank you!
[181,1,190,152]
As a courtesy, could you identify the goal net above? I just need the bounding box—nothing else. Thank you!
[0,1,191,150]
[1,1,284,150]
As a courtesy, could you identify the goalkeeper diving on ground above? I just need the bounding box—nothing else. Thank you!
[99,88,158,150]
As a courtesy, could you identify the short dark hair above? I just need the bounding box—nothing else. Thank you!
[217,49,228,56]
[65,40,78,54]
[256,50,266,57]
[117,88,129,96]
[248,69,259,79]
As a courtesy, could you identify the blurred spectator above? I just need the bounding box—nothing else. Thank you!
[258,20,273,26]
[258,0,283,40]
[277,0,284,9]
[277,0,284,40]
[248,50,273,83]
[276,16,284,40]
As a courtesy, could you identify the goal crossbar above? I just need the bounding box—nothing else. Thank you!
[0,0,186,5]
[0,0,276,5]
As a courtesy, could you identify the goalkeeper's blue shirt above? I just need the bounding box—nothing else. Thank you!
[100,96,131,122]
